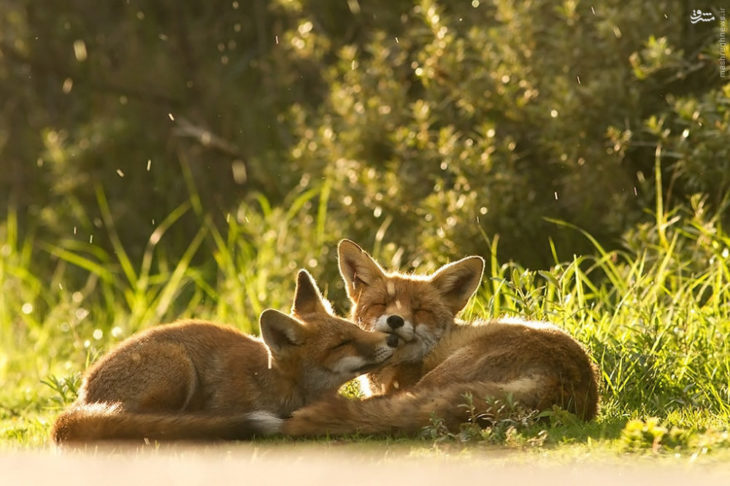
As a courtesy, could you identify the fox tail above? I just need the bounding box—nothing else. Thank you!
[279,377,597,437]
[51,403,283,443]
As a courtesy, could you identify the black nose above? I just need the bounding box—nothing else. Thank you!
[386,315,404,329]
[386,334,399,348]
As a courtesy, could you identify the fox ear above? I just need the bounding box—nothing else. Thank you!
[430,256,484,314]
[292,269,329,316]
[338,239,386,301]
[260,309,307,355]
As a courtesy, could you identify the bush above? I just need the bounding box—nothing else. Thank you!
[0,1,726,270]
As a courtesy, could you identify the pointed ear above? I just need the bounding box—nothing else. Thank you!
[338,239,386,302]
[260,309,307,355]
[430,256,484,314]
[292,269,329,316]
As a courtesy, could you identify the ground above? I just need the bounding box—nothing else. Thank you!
[4,443,730,486]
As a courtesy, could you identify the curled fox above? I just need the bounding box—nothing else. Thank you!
[51,270,397,443]
[280,240,600,436]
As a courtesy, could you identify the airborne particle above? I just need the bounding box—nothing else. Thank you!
[232,160,247,184]
[73,40,87,62]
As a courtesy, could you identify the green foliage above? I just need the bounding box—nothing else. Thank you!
[1,0,729,459]
[422,393,542,445]
[270,0,727,265]
[619,417,690,453]
[1,177,729,454]
[471,197,730,416]
[618,416,730,455]
[1,1,727,268]
[41,374,81,408]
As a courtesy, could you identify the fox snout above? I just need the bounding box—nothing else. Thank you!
[376,314,415,342]
[353,331,399,373]
[387,315,404,329]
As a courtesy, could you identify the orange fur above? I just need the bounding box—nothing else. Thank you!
[281,241,599,437]
[52,270,397,443]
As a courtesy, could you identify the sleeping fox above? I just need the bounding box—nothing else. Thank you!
[279,240,599,436]
[51,269,398,442]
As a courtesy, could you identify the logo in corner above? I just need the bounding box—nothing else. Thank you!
[690,9,716,24]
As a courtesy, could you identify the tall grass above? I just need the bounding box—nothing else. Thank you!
[0,179,728,451]
[462,156,730,418]
[471,209,730,418]
[0,183,340,445]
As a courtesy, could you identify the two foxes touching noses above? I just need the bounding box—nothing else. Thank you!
[52,239,599,443]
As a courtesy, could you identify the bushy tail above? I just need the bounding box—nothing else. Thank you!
[281,377,596,437]
[51,403,282,443]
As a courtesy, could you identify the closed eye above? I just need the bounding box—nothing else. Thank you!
[331,339,353,350]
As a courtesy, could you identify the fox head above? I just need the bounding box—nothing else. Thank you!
[259,269,398,401]
[337,239,484,364]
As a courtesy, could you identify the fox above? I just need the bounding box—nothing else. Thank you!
[278,240,599,437]
[51,269,398,443]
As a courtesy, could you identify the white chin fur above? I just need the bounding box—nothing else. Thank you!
[332,355,369,375]
[392,341,426,363]
[393,323,441,363]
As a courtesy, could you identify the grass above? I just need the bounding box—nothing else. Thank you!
[0,180,728,463]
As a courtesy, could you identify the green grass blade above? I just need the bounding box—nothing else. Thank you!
[40,243,114,283]
[95,186,138,288]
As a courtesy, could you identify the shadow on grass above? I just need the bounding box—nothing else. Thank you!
[541,414,628,445]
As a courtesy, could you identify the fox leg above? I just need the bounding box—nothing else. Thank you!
[280,380,539,437]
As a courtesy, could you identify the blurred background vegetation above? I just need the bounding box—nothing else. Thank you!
[1,0,728,298]
[1,2,730,443]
